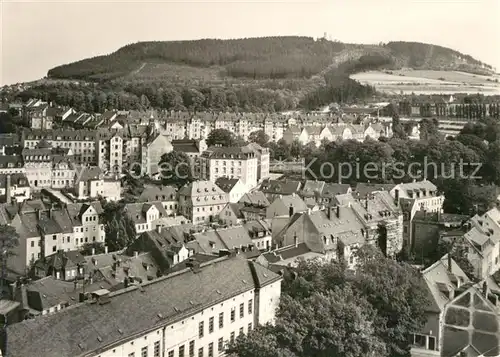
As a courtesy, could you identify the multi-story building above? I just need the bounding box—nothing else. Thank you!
[5,256,282,357]
[9,201,105,275]
[140,133,173,176]
[73,167,121,201]
[200,147,258,189]
[23,129,97,165]
[391,180,444,253]
[178,180,228,224]
[241,143,270,183]
[139,184,179,215]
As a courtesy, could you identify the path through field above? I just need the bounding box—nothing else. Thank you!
[130,62,147,76]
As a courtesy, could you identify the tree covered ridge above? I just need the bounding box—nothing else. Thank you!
[46,37,493,81]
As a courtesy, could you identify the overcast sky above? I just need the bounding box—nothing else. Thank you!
[1,0,499,85]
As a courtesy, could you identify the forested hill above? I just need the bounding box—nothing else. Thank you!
[47,37,493,81]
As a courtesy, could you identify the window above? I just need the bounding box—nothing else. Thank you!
[53,235,56,240]
[179,345,185,357]
[30,241,34,247]
[248,300,253,314]
[218,338,224,352]
[230,332,235,343]
[413,334,426,348]
[128,353,135,357]
[168,351,174,357]
[230,307,235,322]
[208,343,213,357]
[154,341,160,357]
[198,348,203,357]
[239,303,244,318]
[209,317,214,333]
[239,327,244,336]
[248,323,252,331]
[141,347,148,357]
[219,312,224,328]
[199,321,204,338]
[189,341,195,357]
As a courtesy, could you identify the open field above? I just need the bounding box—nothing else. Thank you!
[350,70,500,95]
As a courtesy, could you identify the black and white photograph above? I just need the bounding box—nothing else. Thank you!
[0,0,500,356]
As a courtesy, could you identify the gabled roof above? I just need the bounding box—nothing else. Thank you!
[139,185,177,202]
[260,179,302,196]
[421,254,470,313]
[6,257,281,357]
[215,178,241,193]
[239,191,270,207]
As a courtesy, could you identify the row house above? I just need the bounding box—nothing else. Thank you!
[23,129,97,165]
[8,201,105,275]
[5,256,282,357]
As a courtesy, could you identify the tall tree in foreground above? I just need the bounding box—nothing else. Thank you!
[228,245,428,357]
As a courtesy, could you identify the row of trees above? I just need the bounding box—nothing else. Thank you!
[13,83,300,113]
[228,246,428,357]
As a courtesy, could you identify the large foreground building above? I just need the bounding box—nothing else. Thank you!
[4,255,282,357]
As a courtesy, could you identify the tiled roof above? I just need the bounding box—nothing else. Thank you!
[139,184,177,202]
[239,191,270,207]
[421,254,470,313]
[353,182,396,197]
[260,179,302,196]
[215,178,240,193]
[179,181,228,207]
[6,256,281,357]
[25,276,77,311]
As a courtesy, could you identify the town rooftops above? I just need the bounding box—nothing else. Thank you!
[171,139,202,153]
[202,146,255,160]
[6,256,280,357]
[260,179,302,196]
[353,182,396,197]
[215,178,240,193]
[179,180,227,206]
[421,254,470,313]
[139,184,177,202]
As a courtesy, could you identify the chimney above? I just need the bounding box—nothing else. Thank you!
[156,225,162,234]
[336,205,340,218]
[91,248,95,256]
[365,199,368,211]
[448,253,452,273]
[5,174,11,203]
[104,246,108,254]
[394,189,399,206]
[289,203,294,217]
[134,251,138,258]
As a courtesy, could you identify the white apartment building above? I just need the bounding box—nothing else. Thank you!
[200,147,258,189]
[178,181,229,224]
[6,256,282,357]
